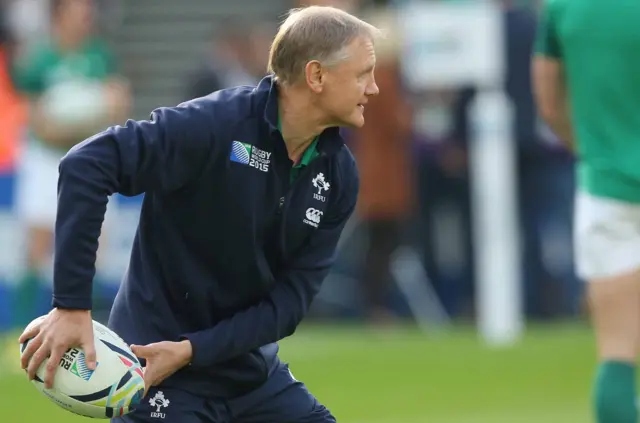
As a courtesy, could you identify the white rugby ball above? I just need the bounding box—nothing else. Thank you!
[19,316,145,419]
[40,79,107,125]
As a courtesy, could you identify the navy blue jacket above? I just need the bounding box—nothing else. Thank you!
[53,75,359,397]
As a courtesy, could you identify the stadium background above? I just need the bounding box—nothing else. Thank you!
[0,0,600,421]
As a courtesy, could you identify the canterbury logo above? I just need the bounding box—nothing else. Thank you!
[303,208,323,227]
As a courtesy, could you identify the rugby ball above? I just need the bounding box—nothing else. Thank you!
[40,79,107,125]
[19,316,145,419]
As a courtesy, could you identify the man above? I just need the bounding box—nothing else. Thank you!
[533,1,640,422]
[11,0,130,326]
[0,2,26,174]
[349,6,414,324]
[184,18,263,101]
[20,5,380,423]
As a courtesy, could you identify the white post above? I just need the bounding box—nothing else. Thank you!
[469,89,523,346]
[398,0,523,344]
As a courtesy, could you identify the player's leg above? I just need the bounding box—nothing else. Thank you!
[14,141,59,325]
[229,363,335,423]
[111,387,226,423]
[361,219,401,322]
[575,191,640,423]
[589,276,640,423]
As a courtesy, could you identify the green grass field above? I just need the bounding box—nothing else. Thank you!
[1,323,600,422]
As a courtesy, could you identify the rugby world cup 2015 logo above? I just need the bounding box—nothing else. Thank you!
[230,141,271,172]
[230,141,252,164]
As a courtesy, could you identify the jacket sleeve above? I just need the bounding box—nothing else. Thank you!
[53,100,220,310]
[181,159,359,368]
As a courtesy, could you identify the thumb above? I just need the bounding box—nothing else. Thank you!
[131,344,153,359]
[140,364,154,398]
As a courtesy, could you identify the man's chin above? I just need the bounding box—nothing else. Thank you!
[331,113,365,129]
[343,115,365,128]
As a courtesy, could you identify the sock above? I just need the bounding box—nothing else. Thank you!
[594,361,637,423]
[15,269,40,327]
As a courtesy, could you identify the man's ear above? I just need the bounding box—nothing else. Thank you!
[305,60,324,93]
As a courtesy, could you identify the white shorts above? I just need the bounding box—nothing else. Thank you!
[14,140,64,228]
[574,191,640,280]
[14,140,118,230]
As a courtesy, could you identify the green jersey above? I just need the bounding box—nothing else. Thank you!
[535,0,640,202]
[12,38,117,150]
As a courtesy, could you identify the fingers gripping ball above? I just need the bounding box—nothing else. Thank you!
[19,316,145,419]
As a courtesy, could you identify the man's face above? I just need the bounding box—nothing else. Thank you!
[317,36,379,128]
[58,0,94,40]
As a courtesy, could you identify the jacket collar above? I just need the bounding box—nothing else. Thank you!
[257,74,344,156]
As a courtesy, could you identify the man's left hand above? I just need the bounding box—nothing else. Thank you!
[131,340,192,397]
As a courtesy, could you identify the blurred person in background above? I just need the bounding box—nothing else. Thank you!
[534,1,640,422]
[351,4,415,323]
[0,1,26,174]
[502,0,577,319]
[295,0,416,322]
[418,86,473,317]
[185,19,265,101]
[11,0,130,326]
[502,0,554,317]
[454,0,577,319]
[246,21,276,80]
[5,0,50,53]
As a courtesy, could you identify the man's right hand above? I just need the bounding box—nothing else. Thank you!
[19,308,96,389]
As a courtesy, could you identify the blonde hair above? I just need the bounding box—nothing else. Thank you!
[267,6,381,85]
